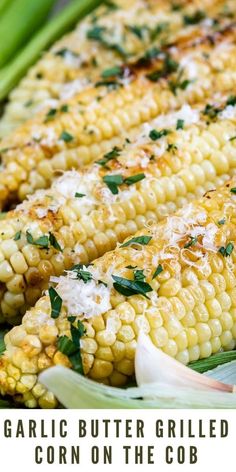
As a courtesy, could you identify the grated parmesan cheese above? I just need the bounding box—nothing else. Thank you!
[51,269,111,319]
[219,105,236,120]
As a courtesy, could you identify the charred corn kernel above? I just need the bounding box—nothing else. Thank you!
[2,20,236,208]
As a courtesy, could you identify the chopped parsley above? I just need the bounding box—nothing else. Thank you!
[226,95,236,106]
[134,269,146,282]
[101,66,123,79]
[57,321,85,375]
[127,24,147,39]
[26,231,49,248]
[149,128,170,141]
[86,25,128,58]
[229,136,236,142]
[203,103,221,120]
[124,173,145,185]
[169,68,192,95]
[60,104,69,113]
[218,218,226,225]
[49,232,62,252]
[26,231,62,251]
[183,10,205,25]
[138,46,161,66]
[60,131,74,142]
[230,187,236,194]
[121,235,152,247]
[103,174,123,194]
[55,48,79,58]
[45,108,57,122]
[152,264,163,279]
[112,274,153,298]
[167,143,178,152]
[13,231,21,241]
[96,146,121,167]
[218,243,234,257]
[95,79,121,89]
[146,54,178,82]
[49,287,62,319]
[184,236,198,249]
[176,119,184,130]
[103,173,146,194]
[71,264,93,283]
[75,193,86,198]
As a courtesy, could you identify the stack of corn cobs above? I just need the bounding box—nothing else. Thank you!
[1,0,236,408]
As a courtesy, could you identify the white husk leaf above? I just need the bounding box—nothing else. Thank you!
[135,332,234,393]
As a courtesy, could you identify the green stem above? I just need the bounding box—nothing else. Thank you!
[0,0,57,68]
[0,0,103,101]
[189,350,236,373]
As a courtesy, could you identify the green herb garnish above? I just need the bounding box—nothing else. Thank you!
[230,187,236,194]
[101,65,123,78]
[226,95,236,106]
[103,174,123,194]
[218,242,234,257]
[124,173,145,185]
[218,218,226,225]
[14,231,21,241]
[176,119,184,130]
[121,235,152,247]
[49,232,62,252]
[96,146,121,167]
[71,264,93,283]
[134,269,146,282]
[57,321,86,375]
[45,108,57,122]
[49,287,62,319]
[112,275,153,298]
[152,264,163,279]
[183,10,205,25]
[184,236,198,248]
[60,130,74,142]
[149,128,170,141]
[75,193,86,198]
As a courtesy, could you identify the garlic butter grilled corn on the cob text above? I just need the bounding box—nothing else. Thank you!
[1,177,236,407]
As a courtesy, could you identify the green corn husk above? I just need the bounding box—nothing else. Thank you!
[0,329,6,355]
[40,364,236,409]
[189,351,236,373]
[0,0,102,100]
[0,0,57,68]
[0,0,12,15]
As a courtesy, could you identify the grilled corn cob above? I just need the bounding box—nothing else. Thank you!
[1,176,236,408]
[1,0,234,135]
[1,97,236,324]
[1,26,236,210]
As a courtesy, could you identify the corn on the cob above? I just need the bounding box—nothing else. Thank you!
[1,97,236,324]
[1,176,236,408]
[0,0,234,135]
[1,25,236,210]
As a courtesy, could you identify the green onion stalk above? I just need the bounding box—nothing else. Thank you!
[0,0,102,101]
